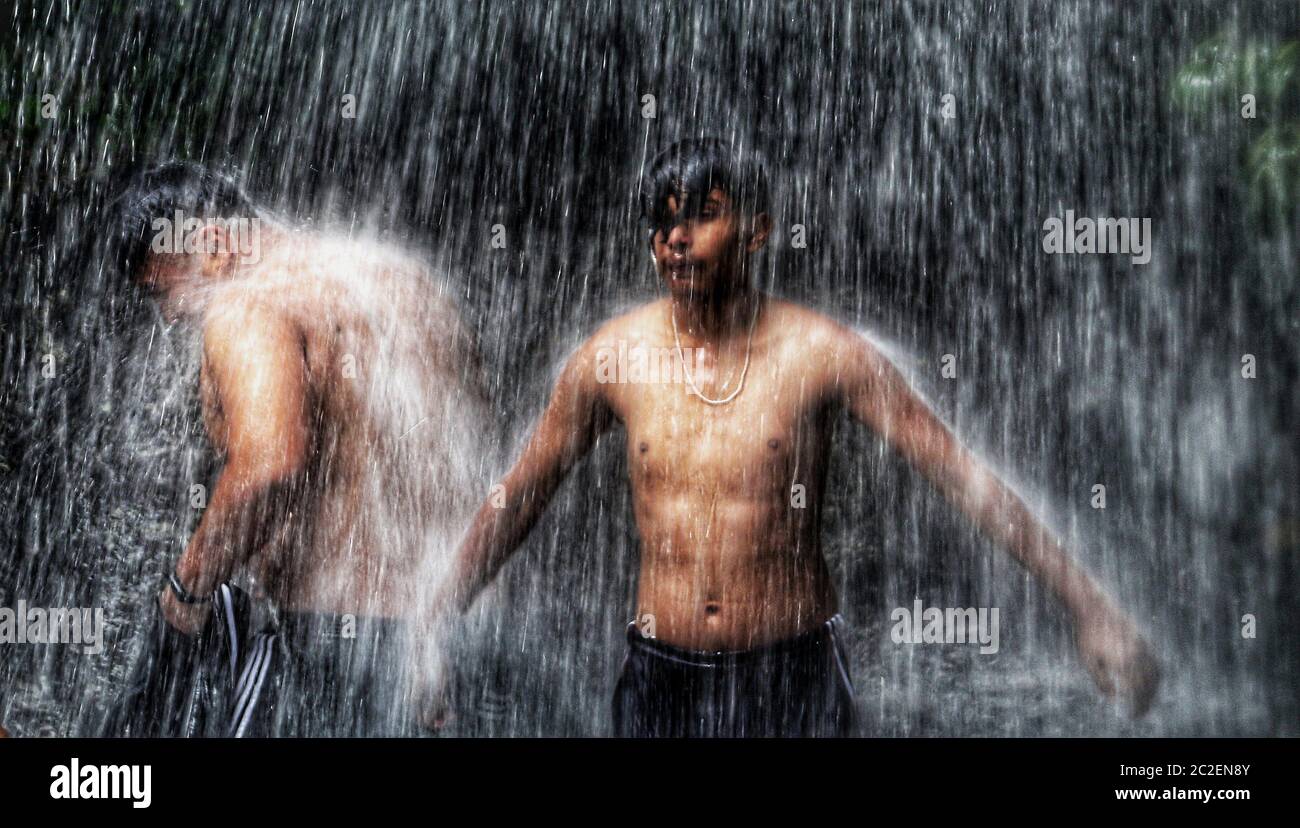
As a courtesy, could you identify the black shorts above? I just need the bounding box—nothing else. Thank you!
[612,614,858,738]
[228,608,418,738]
[104,585,419,737]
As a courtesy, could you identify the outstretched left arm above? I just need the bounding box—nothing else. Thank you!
[833,329,1159,715]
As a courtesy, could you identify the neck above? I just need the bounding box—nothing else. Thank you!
[671,284,762,344]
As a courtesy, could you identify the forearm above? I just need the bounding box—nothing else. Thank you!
[437,342,606,618]
[848,343,1157,710]
[173,470,299,595]
[941,460,1111,619]
[443,473,558,616]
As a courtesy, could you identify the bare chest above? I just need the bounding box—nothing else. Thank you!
[611,362,833,496]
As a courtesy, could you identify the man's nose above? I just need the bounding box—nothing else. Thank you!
[665,221,692,249]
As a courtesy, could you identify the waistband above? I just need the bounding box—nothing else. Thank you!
[625,614,847,668]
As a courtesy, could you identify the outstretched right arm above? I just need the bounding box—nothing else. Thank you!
[441,337,614,616]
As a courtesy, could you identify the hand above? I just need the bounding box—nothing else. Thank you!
[157,587,209,636]
[1074,603,1161,717]
[414,616,457,734]
[415,594,465,734]
[416,655,455,734]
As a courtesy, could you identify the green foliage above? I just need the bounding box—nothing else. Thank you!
[1174,32,1300,232]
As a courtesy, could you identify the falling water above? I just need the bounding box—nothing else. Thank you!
[1,1,1296,737]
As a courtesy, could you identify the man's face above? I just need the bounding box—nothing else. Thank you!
[135,252,201,322]
[136,250,195,295]
[134,223,235,319]
[650,188,767,300]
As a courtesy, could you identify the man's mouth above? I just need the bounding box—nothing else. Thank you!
[666,260,699,280]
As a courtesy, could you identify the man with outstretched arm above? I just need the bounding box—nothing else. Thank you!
[429,138,1159,737]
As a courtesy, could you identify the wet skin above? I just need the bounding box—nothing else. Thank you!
[445,189,1159,717]
[151,227,485,629]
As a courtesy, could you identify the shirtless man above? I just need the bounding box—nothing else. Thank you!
[111,162,485,736]
[431,138,1159,737]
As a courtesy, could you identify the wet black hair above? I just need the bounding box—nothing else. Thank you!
[640,137,769,243]
[105,161,255,284]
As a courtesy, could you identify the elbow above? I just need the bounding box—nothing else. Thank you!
[260,444,309,486]
[226,443,309,492]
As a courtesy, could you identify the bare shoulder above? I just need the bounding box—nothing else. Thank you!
[540,300,661,406]
[200,293,303,375]
[423,287,470,327]
[763,298,885,378]
[388,256,470,327]
[590,299,666,348]
[417,281,476,350]
[564,300,659,368]
[196,294,310,455]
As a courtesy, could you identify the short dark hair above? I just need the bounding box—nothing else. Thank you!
[105,161,254,283]
[640,137,769,241]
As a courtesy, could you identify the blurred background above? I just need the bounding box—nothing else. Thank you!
[1,0,1296,736]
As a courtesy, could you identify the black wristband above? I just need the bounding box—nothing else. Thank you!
[167,572,211,605]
